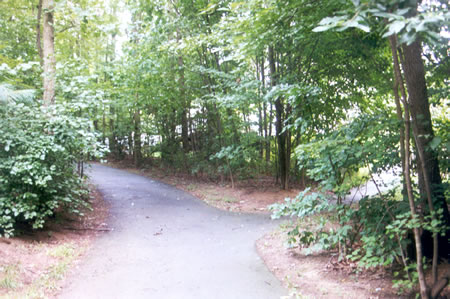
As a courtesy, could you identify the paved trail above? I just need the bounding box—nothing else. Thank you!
[59,164,286,299]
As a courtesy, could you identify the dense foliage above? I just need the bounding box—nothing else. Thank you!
[0,86,106,236]
[0,0,111,236]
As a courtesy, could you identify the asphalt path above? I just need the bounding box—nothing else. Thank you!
[59,164,286,299]
[344,168,401,204]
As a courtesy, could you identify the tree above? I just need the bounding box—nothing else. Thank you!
[42,0,55,107]
[313,1,450,297]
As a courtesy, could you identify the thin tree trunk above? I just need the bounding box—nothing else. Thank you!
[285,107,291,190]
[109,105,116,156]
[258,100,264,159]
[269,46,288,189]
[264,101,269,164]
[42,0,55,107]
[401,89,429,299]
[260,54,270,165]
[268,103,274,166]
[189,111,197,152]
[134,107,142,167]
[389,35,407,196]
[401,2,449,265]
[102,109,106,144]
[389,34,411,281]
[394,35,430,296]
[36,0,43,65]
[401,41,439,284]
[257,57,264,159]
[177,29,189,152]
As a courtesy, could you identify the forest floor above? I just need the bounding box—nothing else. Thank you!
[108,159,447,298]
[0,187,109,298]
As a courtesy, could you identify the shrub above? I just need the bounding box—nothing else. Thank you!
[0,100,107,236]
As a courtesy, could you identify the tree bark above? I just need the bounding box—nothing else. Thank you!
[388,35,407,196]
[261,55,270,165]
[109,105,116,156]
[269,46,288,189]
[42,0,55,107]
[400,78,429,299]
[401,31,449,262]
[36,0,43,65]
[177,29,189,152]
[257,57,264,159]
[134,108,142,167]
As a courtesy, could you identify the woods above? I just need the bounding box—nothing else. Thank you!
[0,0,449,297]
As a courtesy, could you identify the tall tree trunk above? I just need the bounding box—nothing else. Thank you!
[258,101,264,158]
[177,29,189,152]
[134,108,142,167]
[36,0,43,65]
[268,103,274,165]
[396,3,448,297]
[401,91,429,299]
[389,34,414,282]
[269,46,288,189]
[391,36,440,298]
[285,105,292,189]
[199,44,225,149]
[400,23,449,264]
[102,109,106,144]
[401,39,449,283]
[189,111,197,152]
[257,57,264,159]
[109,105,116,156]
[389,35,407,195]
[261,55,270,165]
[42,0,55,107]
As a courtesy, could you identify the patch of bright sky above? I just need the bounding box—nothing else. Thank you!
[420,0,450,38]
[109,0,131,57]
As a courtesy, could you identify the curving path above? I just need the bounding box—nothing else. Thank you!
[59,164,286,299]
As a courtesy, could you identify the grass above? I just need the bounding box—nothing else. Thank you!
[201,189,238,203]
[47,243,76,259]
[185,183,197,191]
[0,242,87,299]
[210,195,237,203]
[36,242,84,289]
[0,264,21,290]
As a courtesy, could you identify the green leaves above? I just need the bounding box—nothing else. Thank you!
[269,188,330,219]
[429,136,442,151]
[313,0,449,46]
[0,83,35,104]
[0,99,107,237]
[313,15,370,33]
[293,113,400,197]
[382,20,406,38]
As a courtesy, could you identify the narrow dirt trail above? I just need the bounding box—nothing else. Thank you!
[59,164,286,299]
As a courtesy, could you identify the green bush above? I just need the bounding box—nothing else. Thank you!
[270,189,409,265]
[0,101,107,237]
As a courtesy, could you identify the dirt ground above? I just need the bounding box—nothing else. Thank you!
[0,186,109,298]
[257,229,450,299]
[257,228,401,298]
